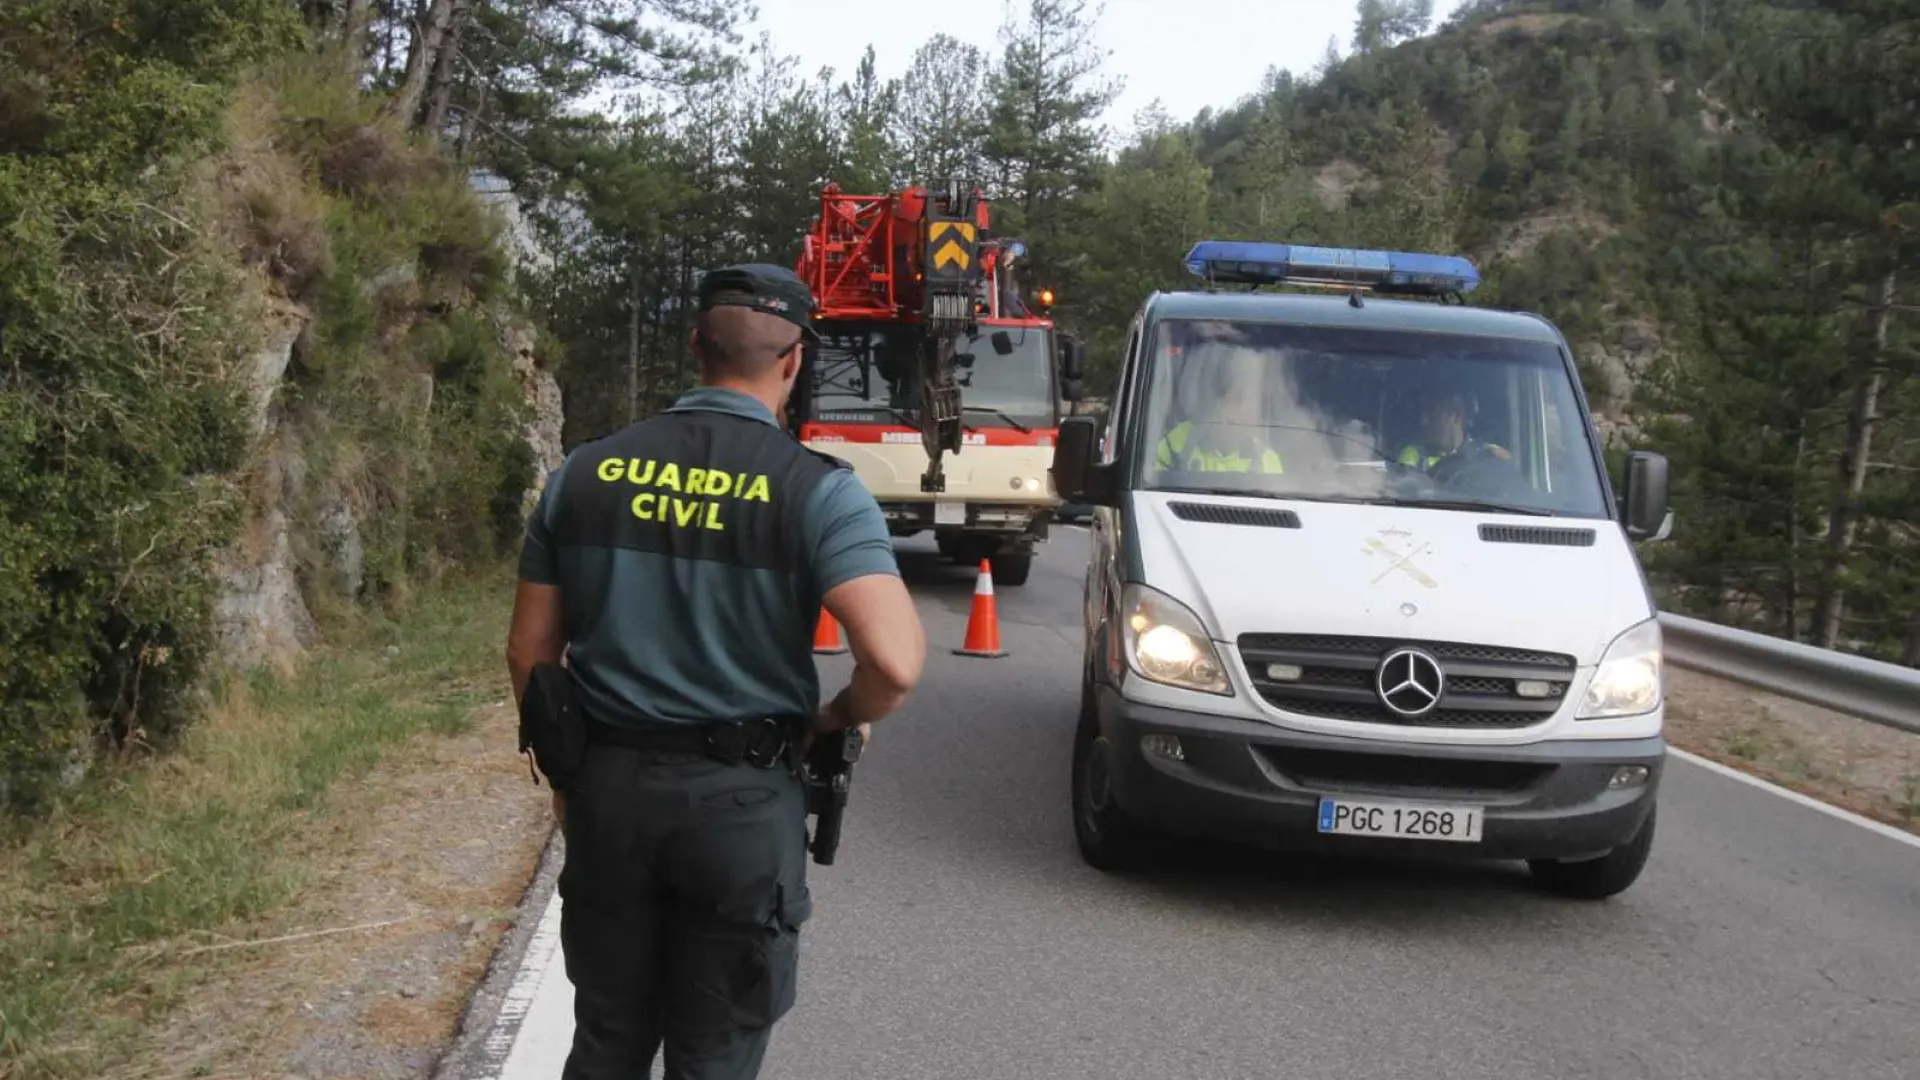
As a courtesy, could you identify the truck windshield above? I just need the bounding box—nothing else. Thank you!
[804,324,1054,429]
[952,325,1054,428]
[1133,318,1611,518]
[806,329,907,424]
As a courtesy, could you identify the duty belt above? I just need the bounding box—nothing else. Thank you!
[585,715,796,769]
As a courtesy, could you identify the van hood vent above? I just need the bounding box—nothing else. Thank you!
[1167,501,1302,529]
[1478,524,1596,547]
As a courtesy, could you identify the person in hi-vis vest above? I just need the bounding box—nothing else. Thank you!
[1154,345,1285,474]
[1396,386,1509,472]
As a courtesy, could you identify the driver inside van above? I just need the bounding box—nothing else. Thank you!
[1396,386,1509,472]
[1154,344,1285,474]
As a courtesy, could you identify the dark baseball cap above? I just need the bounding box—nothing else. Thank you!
[696,263,820,341]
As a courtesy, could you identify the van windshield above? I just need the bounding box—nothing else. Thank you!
[1133,318,1611,518]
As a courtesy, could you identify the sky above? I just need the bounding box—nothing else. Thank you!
[741,0,1472,134]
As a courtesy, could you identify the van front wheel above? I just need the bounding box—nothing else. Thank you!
[1527,804,1657,900]
[1071,705,1155,873]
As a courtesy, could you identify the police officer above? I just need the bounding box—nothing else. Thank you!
[1396,386,1509,473]
[505,263,927,1079]
[1154,344,1285,474]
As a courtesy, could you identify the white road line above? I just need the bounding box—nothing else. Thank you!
[472,889,567,1080]
[479,885,673,1080]
[1669,747,1920,851]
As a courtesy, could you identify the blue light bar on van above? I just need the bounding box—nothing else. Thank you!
[1182,240,1481,297]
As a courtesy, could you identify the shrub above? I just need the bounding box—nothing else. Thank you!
[0,157,257,809]
[1,5,549,809]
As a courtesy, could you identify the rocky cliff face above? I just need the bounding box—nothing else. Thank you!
[211,175,563,673]
[214,301,318,673]
[506,321,565,505]
[484,169,564,499]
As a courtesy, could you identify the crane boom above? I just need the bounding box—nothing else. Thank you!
[796,179,1005,493]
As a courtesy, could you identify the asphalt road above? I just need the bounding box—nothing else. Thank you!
[468,527,1920,1080]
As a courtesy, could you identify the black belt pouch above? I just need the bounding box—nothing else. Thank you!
[519,661,587,791]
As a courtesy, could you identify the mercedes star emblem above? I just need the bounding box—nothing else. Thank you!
[1376,647,1445,718]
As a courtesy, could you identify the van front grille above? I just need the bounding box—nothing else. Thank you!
[1237,633,1576,730]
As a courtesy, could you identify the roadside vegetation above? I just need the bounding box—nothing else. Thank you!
[0,566,513,1077]
[1662,668,1920,835]
[2,3,541,809]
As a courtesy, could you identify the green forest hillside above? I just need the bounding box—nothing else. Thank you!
[2,0,1914,807]
[1175,0,1917,662]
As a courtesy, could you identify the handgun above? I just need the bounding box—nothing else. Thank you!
[802,725,864,866]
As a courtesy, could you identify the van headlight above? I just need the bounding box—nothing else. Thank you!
[1121,583,1230,695]
[1577,618,1663,719]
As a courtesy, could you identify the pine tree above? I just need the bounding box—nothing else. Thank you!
[887,34,992,186]
[731,42,840,261]
[1734,0,1919,650]
[1068,120,1213,389]
[981,0,1122,293]
[1211,101,1317,241]
[1346,104,1465,253]
[833,46,902,191]
[1354,0,1436,55]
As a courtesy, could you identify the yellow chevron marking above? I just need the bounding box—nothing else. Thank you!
[927,221,977,244]
[931,237,971,270]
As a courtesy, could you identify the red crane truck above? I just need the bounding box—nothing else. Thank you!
[789,179,1087,586]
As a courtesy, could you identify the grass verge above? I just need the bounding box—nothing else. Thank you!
[0,563,515,1079]
[1662,666,1920,835]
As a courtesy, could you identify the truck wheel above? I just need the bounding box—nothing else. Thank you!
[1528,804,1657,900]
[1071,686,1156,874]
[990,553,1032,587]
[945,536,991,565]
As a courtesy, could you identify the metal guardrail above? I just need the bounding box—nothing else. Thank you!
[1659,613,1920,736]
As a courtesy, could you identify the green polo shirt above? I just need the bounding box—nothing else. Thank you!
[517,387,899,723]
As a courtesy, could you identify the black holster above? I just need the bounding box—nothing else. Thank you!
[518,661,587,792]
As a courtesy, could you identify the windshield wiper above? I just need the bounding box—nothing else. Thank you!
[1162,491,1557,517]
[1381,497,1555,517]
[1154,484,1281,500]
[960,405,1032,433]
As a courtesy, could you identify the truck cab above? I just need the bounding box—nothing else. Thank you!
[792,315,1086,586]
[1049,241,1674,899]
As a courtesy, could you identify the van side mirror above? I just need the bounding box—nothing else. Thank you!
[1060,335,1086,380]
[1061,376,1085,402]
[1621,451,1670,541]
[1050,415,1114,505]
[991,330,1014,355]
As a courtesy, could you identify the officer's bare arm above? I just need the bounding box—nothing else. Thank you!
[821,573,925,729]
[506,581,566,706]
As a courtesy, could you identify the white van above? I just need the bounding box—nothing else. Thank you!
[1049,242,1673,900]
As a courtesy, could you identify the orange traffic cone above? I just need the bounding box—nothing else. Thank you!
[953,559,1008,658]
[813,608,848,655]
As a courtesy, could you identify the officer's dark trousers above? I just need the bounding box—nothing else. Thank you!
[556,742,812,1080]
